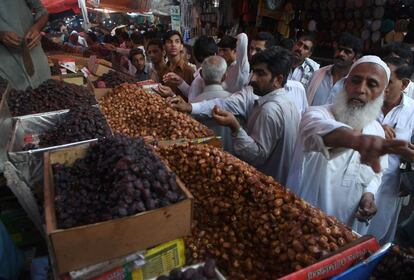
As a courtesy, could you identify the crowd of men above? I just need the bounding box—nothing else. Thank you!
[2,0,414,254]
[146,30,414,246]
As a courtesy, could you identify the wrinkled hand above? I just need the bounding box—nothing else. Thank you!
[153,84,175,98]
[355,192,377,222]
[382,125,396,140]
[352,134,386,173]
[163,72,183,86]
[25,27,42,50]
[212,106,240,133]
[352,134,414,173]
[386,141,414,162]
[167,95,192,113]
[0,31,22,48]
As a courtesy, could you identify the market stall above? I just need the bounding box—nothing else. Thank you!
[1,0,414,279]
[0,74,405,279]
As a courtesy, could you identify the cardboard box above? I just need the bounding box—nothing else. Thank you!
[279,236,380,280]
[44,144,193,274]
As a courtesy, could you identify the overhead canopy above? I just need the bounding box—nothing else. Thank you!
[41,0,80,14]
[86,0,150,13]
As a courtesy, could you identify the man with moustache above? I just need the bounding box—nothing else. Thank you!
[287,56,414,233]
[289,33,320,89]
[365,57,414,243]
[307,33,363,106]
[169,47,300,184]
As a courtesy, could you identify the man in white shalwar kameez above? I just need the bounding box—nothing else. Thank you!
[0,0,51,90]
[365,57,414,243]
[287,56,414,233]
[170,47,300,185]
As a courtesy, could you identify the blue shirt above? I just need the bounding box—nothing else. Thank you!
[311,66,345,106]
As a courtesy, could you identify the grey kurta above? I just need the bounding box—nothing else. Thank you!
[0,0,51,90]
[191,86,300,184]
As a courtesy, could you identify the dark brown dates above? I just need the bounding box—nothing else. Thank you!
[94,71,139,88]
[53,135,184,229]
[23,107,111,150]
[8,79,96,116]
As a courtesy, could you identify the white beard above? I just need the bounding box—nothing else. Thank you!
[332,89,384,131]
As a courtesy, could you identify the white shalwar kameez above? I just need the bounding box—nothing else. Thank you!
[365,95,414,243]
[286,105,388,233]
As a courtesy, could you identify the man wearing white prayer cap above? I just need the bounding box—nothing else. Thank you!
[287,55,414,233]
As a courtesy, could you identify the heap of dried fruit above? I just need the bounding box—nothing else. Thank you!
[99,84,214,140]
[8,79,96,116]
[156,259,219,280]
[370,245,414,279]
[158,144,358,279]
[53,135,185,229]
[23,107,111,150]
[94,71,139,88]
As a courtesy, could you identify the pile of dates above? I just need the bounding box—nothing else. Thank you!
[370,245,414,279]
[94,71,139,88]
[157,259,219,280]
[158,144,357,279]
[8,79,96,116]
[53,135,185,229]
[23,107,111,150]
[99,84,213,140]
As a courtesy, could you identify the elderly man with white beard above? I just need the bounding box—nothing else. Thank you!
[286,56,414,233]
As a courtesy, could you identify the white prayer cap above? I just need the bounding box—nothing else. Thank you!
[348,55,391,81]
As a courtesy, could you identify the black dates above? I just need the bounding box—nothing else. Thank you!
[53,135,184,229]
[8,79,96,116]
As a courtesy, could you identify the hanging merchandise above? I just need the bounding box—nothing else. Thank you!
[170,5,181,32]
[78,0,91,30]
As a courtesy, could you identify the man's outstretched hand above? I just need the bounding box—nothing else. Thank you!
[212,106,240,133]
[167,95,192,113]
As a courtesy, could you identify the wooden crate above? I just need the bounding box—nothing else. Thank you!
[44,143,193,274]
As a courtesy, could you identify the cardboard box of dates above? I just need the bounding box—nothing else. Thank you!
[44,136,194,274]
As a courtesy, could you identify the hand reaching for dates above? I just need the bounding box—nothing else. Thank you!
[154,84,175,98]
[168,95,192,113]
[212,106,240,133]
[163,72,183,86]
[355,192,377,223]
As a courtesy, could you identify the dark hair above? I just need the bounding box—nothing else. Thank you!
[130,32,144,45]
[129,48,145,61]
[279,38,294,50]
[250,46,293,87]
[193,36,218,63]
[147,39,163,50]
[144,30,157,41]
[163,30,183,44]
[383,56,414,80]
[254,32,276,49]
[336,33,363,57]
[115,28,123,37]
[217,35,237,50]
[87,31,98,43]
[379,42,413,64]
[184,44,192,54]
[120,31,130,41]
[403,31,414,45]
[298,33,317,52]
